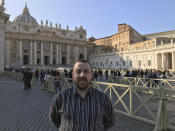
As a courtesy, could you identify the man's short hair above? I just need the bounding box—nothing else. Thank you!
[73,59,93,71]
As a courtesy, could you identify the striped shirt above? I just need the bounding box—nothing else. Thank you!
[49,84,115,131]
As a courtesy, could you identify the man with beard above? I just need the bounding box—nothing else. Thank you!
[49,59,115,131]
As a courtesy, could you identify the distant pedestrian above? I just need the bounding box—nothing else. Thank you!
[23,69,33,89]
[54,73,60,93]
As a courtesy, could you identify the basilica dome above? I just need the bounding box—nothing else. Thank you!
[13,5,38,25]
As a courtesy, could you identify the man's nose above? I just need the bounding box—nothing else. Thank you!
[79,71,85,77]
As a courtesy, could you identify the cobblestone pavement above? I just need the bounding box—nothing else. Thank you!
[0,75,155,131]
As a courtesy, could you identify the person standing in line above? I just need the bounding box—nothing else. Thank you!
[49,59,115,131]
[54,72,60,93]
[23,68,33,89]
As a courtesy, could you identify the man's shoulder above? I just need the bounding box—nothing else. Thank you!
[91,87,107,97]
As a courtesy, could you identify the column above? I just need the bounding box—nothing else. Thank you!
[74,46,79,61]
[172,51,175,70]
[19,40,23,63]
[30,40,33,65]
[67,44,70,65]
[162,53,165,70]
[5,40,10,67]
[50,43,53,65]
[0,11,9,72]
[34,41,37,65]
[59,44,62,64]
[84,47,87,60]
[41,42,44,65]
[171,39,174,45]
[155,53,158,70]
[56,44,59,65]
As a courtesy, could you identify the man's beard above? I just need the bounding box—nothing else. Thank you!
[74,78,91,90]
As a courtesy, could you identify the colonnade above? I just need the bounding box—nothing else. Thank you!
[5,40,88,67]
[157,51,175,70]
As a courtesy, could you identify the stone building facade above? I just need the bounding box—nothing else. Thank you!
[89,24,175,71]
[0,2,88,72]
[93,24,143,52]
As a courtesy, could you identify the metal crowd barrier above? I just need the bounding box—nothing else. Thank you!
[43,77,175,131]
[3,71,35,84]
[108,76,175,89]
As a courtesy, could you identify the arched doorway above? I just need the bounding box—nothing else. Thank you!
[62,57,66,65]
[23,55,28,65]
[79,54,84,60]
[44,56,49,65]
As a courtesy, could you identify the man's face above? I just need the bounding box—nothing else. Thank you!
[72,62,93,90]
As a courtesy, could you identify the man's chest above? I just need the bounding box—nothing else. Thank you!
[59,96,104,122]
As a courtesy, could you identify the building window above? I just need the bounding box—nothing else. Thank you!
[101,62,103,66]
[43,43,49,49]
[37,43,41,50]
[130,61,132,66]
[168,40,171,43]
[80,34,83,39]
[123,61,125,66]
[157,40,161,45]
[37,59,40,64]
[139,60,141,67]
[23,42,29,48]
[53,59,56,64]
[148,60,151,66]
[116,61,118,66]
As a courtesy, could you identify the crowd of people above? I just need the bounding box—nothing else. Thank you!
[5,66,175,91]
[93,69,174,81]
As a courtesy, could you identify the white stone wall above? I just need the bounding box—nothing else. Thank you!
[88,43,175,71]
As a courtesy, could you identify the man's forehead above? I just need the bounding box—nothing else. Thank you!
[74,62,91,69]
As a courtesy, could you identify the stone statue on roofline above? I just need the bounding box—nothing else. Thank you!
[59,24,61,29]
[0,0,5,12]
[0,0,4,7]
[46,20,48,26]
[41,20,43,26]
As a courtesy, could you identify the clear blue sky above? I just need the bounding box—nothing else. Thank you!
[5,0,175,38]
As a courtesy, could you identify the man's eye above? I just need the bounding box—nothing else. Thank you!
[76,70,90,74]
[77,70,81,74]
